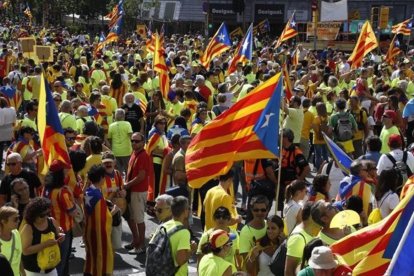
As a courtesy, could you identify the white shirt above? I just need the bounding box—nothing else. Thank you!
[377,191,399,218]
[0,107,16,142]
[321,161,344,200]
[377,149,414,175]
[257,252,273,276]
[283,200,302,235]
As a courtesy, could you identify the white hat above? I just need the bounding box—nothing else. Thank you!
[308,246,338,270]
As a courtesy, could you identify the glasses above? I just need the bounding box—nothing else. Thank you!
[66,136,76,141]
[253,208,267,213]
[7,162,17,166]
[155,207,169,213]
[131,139,143,143]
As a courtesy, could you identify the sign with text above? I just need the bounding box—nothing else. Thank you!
[254,4,284,23]
[307,22,342,40]
[209,3,237,23]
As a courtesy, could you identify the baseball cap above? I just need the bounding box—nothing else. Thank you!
[383,110,397,123]
[209,229,236,249]
[388,133,402,147]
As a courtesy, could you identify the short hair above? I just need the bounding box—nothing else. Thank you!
[87,165,106,183]
[336,98,347,110]
[365,136,382,152]
[350,160,364,176]
[311,200,327,227]
[69,150,87,173]
[60,100,71,111]
[171,196,189,217]
[0,206,19,226]
[302,98,311,108]
[89,91,101,103]
[89,136,103,154]
[219,169,234,182]
[346,195,363,214]
[132,132,145,141]
[114,108,125,121]
[63,127,76,135]
[7,152,22,162]
[10,178,28,192]
[282,128,295,143]
[302,202,313,221]
[25,100,38,112]
[250,195,270,208]
[155,194,173,207]
[213,206,231,220]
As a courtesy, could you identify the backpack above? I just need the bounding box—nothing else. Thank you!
[335,113,353,141]
[145,225,185,276]
[348,109,366,131]
[386,152,413,191]
[269,233,306,275]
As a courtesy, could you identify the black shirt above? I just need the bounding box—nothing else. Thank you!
[122,103,144,133]
[0,169,42,202]
[0,254,13,276]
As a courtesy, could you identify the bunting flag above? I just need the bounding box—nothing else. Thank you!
[227,24,253,75]
[230,26,244,40]
[385,35,402,65]
[323,132,353,175]
[331,189,414,276]
[348,20,378,69]
[84,187,114,275]
[185,73,283,188]
[275,12,298,48]
[282,63,293,100]
[200,22,232,69]
[392,18,413,36]
[37,74,71,171]
[253,19,270,35]
[106,0,124,29]
[153,32,170,99]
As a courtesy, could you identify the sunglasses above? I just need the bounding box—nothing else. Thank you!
[7,162,17,166]
[253,208,267,213]
[66,137,76,141]
[131,139,143,143]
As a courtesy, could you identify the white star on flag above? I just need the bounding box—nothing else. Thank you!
[85,193,93,208]
[242,39,249,52]
[261,113,275,128]
[218,33,225,41]
[290,20,296,27]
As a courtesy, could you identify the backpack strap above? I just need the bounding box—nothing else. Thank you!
[386,153,397,166]
[166,224,185,237]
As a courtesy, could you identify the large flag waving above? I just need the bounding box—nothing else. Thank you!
[275,12,298,48]
[153,32,170,99]
[392,18,413,36]
[104,14,123,45]
[37,74,71,172]
[331,189,414,275]
[385,35,401,65]
[185,73,283,188]
[200,23,232,69]
[106,0,124,29]
[227,23,253,75]
[348,20,378,69]
[323,132,353,175]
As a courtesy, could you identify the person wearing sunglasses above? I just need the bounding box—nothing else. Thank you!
[0,153,41,207]
[239,195,269,273]
[21,197,64,275]
[154,194,173,223]
[20,100,38,132]
[0,206,21,276]
[197,207,241,271]
[198,229,237,276]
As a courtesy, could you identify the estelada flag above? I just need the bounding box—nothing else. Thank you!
[348,20,378,69]
[200,22,232,69]
[331,189,414,275]
[227,24,253,75]
[385,35,401,65]
[185,73,283,188]
[392,18,413,36]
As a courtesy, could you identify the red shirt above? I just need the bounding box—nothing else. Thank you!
[127,149,151,192]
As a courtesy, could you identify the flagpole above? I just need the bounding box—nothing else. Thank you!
[275,111,284,216]
[384,211,414,275]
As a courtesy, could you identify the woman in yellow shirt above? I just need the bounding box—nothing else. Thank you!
[312,102,331,171]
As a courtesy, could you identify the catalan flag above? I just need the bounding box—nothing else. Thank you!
[275,12,298,48]
[253,19,270,35]
[104,14,123,45]
[331,189,414,276]
[348,21,378,69]
[291,48,299,67]
[37,74,71,172]
[227,24,253,75]
[84,186,114,275]
[146,24,164,54]
[106,0,124,29]
[185,73,283,188]
[323,132,353,175]
[200,23,232,69]
[0,84,22,110]
[392,18,413,36]
[94,32,106,56]
[153,32,170,99]
[282,64,293,100]
[385,35,401,65]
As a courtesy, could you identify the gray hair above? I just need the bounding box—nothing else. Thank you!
[123,92,135,104]
[7,152,22,162]
[60,100,72,112]
[77,105,88,114]
[155,194,173,206]
[115,108,125,121]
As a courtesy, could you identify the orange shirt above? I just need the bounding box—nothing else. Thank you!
[102,170,124,199]
[48,187,75,232]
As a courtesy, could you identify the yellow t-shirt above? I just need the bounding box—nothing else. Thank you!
[80,154,102,184]
[301,109,315,140]
[379,125,400,154]
[286,228,314,260]
[0,229,22,276]
[239,223,267,254]
[283,108,304,144]
[21,117,37,131]
[349,108,367,141]
[59,112,77,131]
[108,121,133,157]
[203,186,238,231]
[198,253,236,276]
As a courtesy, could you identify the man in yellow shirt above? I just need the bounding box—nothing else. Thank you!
[300,98,314,160]
[348,96,368,158]
[203,170,242,231]
[58,100,77,131]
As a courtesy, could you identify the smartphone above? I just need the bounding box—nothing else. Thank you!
[56,234,65,242]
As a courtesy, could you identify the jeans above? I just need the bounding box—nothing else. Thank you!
[314,144,329,171]
[57,230,72,276]
[232,162,247,207]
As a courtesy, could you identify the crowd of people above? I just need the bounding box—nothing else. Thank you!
[0,23,413,276]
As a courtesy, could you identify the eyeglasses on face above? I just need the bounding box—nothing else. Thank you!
[131,139,143,143]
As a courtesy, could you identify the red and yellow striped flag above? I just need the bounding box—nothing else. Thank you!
[200,23,232,69]
[185,73,283,188]
[275,13,298,48]
[385,35,401,65]
[348,20,378,69]
[331,189,414,275]
[153,33,170,99]
[282,64,293,100]
[392,18,413,36]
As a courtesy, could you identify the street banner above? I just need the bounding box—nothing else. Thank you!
[306,22,342,40]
